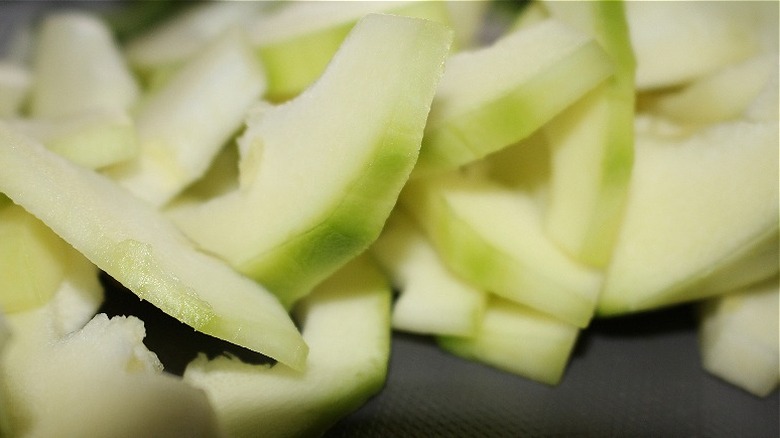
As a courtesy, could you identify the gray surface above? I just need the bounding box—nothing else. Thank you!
[328,307,778,437]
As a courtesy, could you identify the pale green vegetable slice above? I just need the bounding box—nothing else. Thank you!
[692,231,779,299]
[0,123,307,370]
[0,312,7,435]
[0,246,102,344]
[248,1,452,101]
[444,0,491,49]
[0,312,8,354]
[0,252,101,343]
[0,62,30,117]
[508,1,549,32]
[3,109,137,169]
[105,29,265,207]
[401,174,602,328]
[640,54,777,125]
[413,18,614,176]
[439,295,579,386]
[371,210,486,337]
[24,250,103,337]
[639,0,777,123]
[541,0,635,267]
[184,255,391,438]
[0,249,104,435]
[124,1,269,76]
[171,14,452,308]
[598,115,779,316]
[743,58,779,123]
[626,1,770,90]
[167,142,240,209]
[468,129,551,197]
[0,204,69,313]
[698,278,779,397]
[0,313,220,437]
[28,11,139,117]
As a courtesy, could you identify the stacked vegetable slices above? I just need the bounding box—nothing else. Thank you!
[0,1,776,436]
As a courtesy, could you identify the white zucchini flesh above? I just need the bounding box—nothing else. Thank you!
[0,123,308,371]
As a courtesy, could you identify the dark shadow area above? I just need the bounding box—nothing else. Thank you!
[571,303,697,358]
[97,273,274,376]
[588,303,697,337]
[572,304,697,357]
[388,330,439,347]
